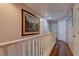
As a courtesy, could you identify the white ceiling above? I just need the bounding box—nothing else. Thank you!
[25,3,73,20]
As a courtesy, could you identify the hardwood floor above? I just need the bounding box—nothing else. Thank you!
[50,40,73,56]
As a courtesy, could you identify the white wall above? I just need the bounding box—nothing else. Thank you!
[66,9,73,53]
[40,18,49,34]
[0,3,49,43]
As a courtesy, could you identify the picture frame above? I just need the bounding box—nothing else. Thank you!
[22,9,40,36]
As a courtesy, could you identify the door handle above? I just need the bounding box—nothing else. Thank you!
[73,35,76,37]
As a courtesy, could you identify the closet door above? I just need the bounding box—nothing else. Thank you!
[73,4,79,55]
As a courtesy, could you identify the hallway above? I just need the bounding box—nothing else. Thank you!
[0,3,79,56]
[50,40,73,56]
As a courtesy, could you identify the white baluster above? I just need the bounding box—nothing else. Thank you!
[49,35,50,48]
[35,39,38,56]
[33,39,35,56]
[40,38,41,56]
[42,38,43,56]
[41,39,43,56]
[43,37,45,55]
[28,40,31,56]
[38,37,40,56]
[23,42,26,56]
[48,35,50,48]
[14,43,18,56]
[47,36,50,50]
[44,37,46,53]
[36,39,38,56]
[3,46,8,56]
[43,38,45,55]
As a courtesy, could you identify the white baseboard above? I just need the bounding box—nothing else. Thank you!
[43,41,56,56]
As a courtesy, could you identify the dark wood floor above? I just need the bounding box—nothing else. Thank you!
[50,40,73,56]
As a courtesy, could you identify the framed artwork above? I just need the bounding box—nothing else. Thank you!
[22,9,40,36]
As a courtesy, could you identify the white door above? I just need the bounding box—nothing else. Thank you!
[57,19,67,42]
[73,4,79,55]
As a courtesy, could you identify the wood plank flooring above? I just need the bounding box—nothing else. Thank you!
[50,40,73,56]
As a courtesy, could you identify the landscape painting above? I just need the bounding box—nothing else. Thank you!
[22,9,40,36]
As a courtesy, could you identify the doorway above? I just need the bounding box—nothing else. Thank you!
[57,19,67,42]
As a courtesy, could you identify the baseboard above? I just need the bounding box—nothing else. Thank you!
[43,41,56,56]
[66,44,73,56]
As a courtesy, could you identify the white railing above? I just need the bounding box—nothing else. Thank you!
[0,32,56,56]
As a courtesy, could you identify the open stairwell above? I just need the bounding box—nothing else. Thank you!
[0,32,56,56]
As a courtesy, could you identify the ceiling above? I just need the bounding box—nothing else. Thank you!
[25,3,73,20]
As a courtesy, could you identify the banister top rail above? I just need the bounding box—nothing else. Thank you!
[0,32,51,47]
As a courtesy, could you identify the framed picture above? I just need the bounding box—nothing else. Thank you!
[22,9,40,36]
